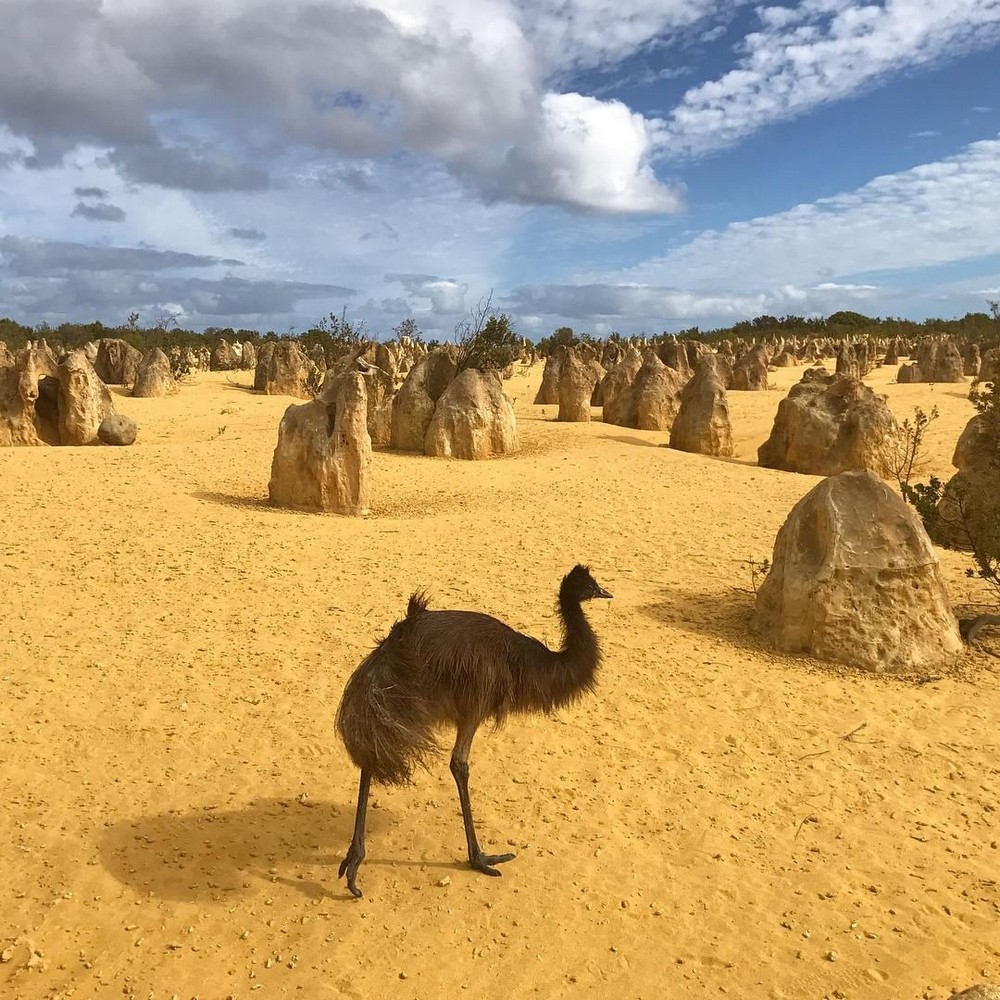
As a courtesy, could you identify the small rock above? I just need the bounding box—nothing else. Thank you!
[437,876,451,887]
[826,950,839,962]
[97,414,138,446]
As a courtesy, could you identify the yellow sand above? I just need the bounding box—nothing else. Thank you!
[1,359,997,1000]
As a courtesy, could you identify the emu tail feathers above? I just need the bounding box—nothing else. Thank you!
[336,624,437,786]
[407,591,429,617]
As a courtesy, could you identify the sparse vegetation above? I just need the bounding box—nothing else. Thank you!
[455,294,521,373]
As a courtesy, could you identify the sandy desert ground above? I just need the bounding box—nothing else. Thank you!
[1,357,998,1000]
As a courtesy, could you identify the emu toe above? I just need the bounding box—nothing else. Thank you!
[470,851,516,877]
[338,847,365,898]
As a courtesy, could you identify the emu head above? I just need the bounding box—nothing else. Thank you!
[562,564,613,602]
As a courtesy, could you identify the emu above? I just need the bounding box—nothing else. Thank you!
[335,564,612,897]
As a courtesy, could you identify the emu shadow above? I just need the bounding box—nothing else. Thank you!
[98,797,360,902]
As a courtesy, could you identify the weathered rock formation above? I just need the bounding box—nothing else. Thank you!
[390,350,458,452]
[835,343,860,379]
[94,339,142,385]
[979,347,999,384]
[933,410,999,551]
[757,369,899,477]
[57,350,116,445]
[240,341,257,371]
[534,349,563,405]
[898,337,966,383]
[668,356,734,457]
[262,341,314,398]
[210,339,240,371]
[424,368,518,460]
[132,348,173,398]
[254,342,276,391]
[754,470,963,673]
[0,347,60,445]
[557,349,595,422]
[268,371,371,514]
[619,352,686,431]
[600,347,645,425]
[730,345,769,391]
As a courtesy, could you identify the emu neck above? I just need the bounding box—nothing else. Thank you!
[557,593,598,665]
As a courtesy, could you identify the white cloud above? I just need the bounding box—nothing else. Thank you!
[496,93,682,212]
[658,0,1000,158]
[616,139,1000,290]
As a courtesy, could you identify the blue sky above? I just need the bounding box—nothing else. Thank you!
[0,0,999,339]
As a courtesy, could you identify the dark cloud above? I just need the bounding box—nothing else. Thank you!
[71,201,126,222]
[0,236,242,275]
[229,227,267,242]
[73,186,108,198]
[107,141,271,192]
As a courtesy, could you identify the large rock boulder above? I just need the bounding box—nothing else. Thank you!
[132,348,173,398]
[98,414,138,446]
[754,470,963,673]
[263,341,314,398]
[0,341,12,367]
[730,345,769,391]
[424,368,518,460]
[0,347,60,445]
[210,339,240,371]
[390,350,458,451]
[94,339,142,385]
[668,355,734,457]
[268,371,371,514]
[57,350,116,445]
[758,369,899,477]
[963,343,981,377]
[557,349,595,422]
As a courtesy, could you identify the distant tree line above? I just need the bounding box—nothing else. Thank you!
[2,305,998,357]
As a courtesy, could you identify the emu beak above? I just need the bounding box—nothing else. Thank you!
[594,585,613,599]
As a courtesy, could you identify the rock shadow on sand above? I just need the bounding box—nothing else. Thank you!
[99,797,361,902]
[637,586,761,652]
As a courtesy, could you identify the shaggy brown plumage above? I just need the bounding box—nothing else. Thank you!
[335,564,612,897]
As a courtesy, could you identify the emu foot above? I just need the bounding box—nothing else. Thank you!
[338,844,366,898]
[470,851,516,878]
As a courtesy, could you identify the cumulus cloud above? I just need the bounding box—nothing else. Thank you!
[658,0,1000,158]
[387,273,469,314]
[73,186,108,198]
[496,93,683,211]
[0,0,679,212]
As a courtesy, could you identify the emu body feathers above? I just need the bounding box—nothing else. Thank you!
[335,563,611,897]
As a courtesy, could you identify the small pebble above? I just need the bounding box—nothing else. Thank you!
[437,877,451,887]
[826,950,839,962]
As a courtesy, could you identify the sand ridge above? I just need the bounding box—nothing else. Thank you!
[1,359,998,999]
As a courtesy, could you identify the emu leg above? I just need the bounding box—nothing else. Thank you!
[338,770,371,898]
[450,726,515,877]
